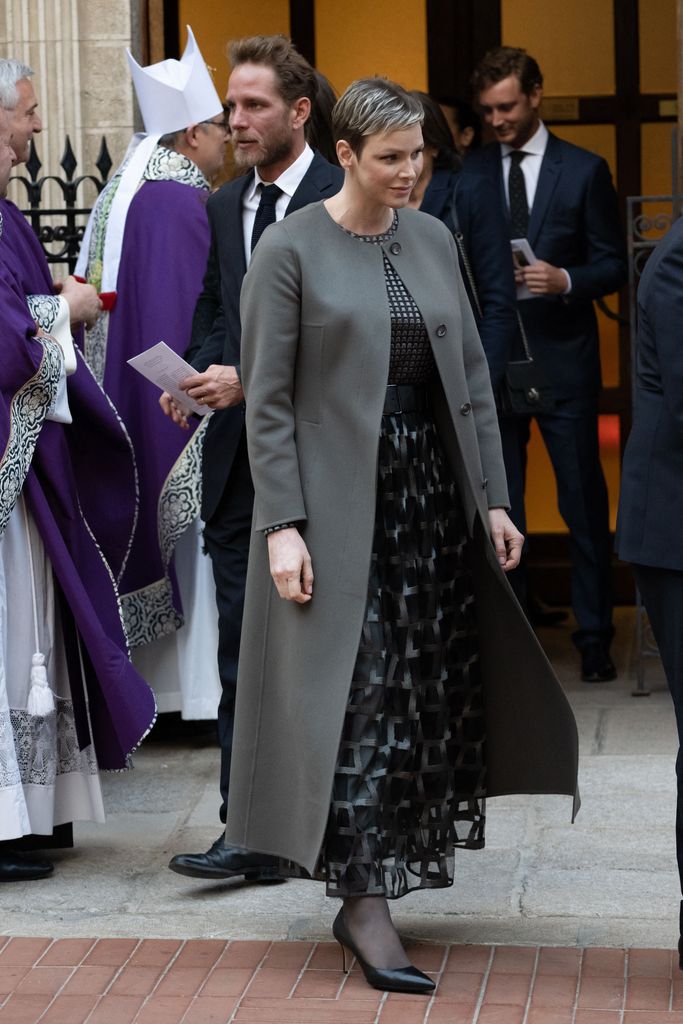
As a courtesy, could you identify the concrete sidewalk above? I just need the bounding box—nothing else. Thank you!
[2,607,679,952]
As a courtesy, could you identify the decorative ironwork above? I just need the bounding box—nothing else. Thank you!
[9,135,113,274]
[627,194,683,695]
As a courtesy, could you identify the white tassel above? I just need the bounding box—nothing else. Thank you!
[27,652,55,717]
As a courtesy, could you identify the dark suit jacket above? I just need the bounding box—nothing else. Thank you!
[186,151,344,521]
[463,132,627,400]
[421,167,518,391]
[617,215,683,570]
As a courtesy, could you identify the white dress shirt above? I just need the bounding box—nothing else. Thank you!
[501,121,571,292]
[242,143,315,266]
[501,120,548,211]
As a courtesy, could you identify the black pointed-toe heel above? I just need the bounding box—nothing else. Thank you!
[678,936,683,971]
[332,909,436,995]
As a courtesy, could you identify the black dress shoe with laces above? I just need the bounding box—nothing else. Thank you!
[580,642,617,683]
[0,851,54,881]
[168,835,283,882]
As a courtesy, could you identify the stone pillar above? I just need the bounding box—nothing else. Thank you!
[1,0,136,206]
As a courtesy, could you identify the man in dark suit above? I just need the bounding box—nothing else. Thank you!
[161,35,343,880]
[617,215,683,940]
[464,46,627,682]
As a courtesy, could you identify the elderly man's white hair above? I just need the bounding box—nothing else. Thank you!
[0,59,34,110]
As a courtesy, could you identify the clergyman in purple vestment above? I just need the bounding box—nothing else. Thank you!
[0,70,155,880]
[75,39,227,719]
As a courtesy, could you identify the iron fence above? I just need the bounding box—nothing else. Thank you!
[9,135,113,275]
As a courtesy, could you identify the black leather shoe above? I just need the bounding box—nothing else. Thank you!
[168,835,283,882]
[332,909,435,995]
[580,642,617,683]
[527,595,568,628]
[0,851,54,881]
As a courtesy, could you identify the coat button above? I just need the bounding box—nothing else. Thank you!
[436,324,447,337]
[389,242,401,255]
[460,402,471,415]
[482,477,488,489]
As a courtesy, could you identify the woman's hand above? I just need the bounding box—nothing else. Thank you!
[488,508,524,572]
[267,528,314,603]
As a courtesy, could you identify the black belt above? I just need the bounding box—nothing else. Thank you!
[383,384,429,415]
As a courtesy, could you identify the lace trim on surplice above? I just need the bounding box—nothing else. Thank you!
[0,335,62,540]
[0,698,98,790]
[120,417,208,647]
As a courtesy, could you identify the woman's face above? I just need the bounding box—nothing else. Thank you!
[345,123,424,208]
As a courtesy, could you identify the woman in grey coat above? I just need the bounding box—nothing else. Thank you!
[228,78,579,995]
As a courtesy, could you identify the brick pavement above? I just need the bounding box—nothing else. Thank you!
[1,936,682,1024]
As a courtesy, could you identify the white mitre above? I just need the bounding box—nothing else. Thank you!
[76,26,222,292]
[129,25,222,134]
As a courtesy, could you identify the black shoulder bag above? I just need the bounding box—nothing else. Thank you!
[448,177,555,417]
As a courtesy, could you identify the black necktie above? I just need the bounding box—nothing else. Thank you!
[508,151,529,239]
[250,183,283,253]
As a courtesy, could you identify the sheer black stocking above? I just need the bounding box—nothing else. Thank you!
[340,895,410,969]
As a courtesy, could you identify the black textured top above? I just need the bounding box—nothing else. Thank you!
[340,213,436,385]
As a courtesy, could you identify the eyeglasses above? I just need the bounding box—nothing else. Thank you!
[201,117,230,133]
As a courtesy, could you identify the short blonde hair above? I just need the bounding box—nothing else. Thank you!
[332,77,423,155]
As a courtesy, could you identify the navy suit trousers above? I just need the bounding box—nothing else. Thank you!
[501,395,613,647]
[202,430,254,824]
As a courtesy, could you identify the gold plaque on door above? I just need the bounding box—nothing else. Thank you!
[540,97,580,121]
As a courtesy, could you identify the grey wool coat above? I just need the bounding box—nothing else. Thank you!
[225,202,579,874]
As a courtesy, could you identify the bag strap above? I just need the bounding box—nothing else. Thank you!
[449,172,534,363]
[516,308,533,361]
[448,175,483,320]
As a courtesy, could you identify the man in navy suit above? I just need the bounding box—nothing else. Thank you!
[464,47,627,683]
[617,216,683,937]
[161,35,343,880]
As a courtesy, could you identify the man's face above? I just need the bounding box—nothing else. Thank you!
[226,62,298,176]
[9,77,42,165]
[193,114,229,181]
[478,75,541,149]
[0,110,16,196]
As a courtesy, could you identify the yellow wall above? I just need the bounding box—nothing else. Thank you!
[639,0,677,93]
[642,121,676,196]
[315,0,427,95]
[501,0,615,95]
[177,0,290,98]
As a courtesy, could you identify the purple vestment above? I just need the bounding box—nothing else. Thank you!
[0,198,156,769]
[88,179,210,643]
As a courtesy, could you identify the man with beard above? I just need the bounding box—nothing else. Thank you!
[162,35,343,881]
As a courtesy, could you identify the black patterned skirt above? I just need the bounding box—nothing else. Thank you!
[285,407,486,899]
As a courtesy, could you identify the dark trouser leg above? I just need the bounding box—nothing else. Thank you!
[535,396,613,647]
[633,564,683,898]
[202,434,254,824]
[499,414,530,607]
